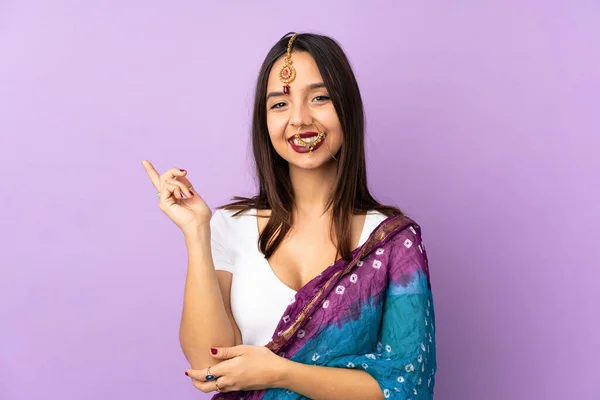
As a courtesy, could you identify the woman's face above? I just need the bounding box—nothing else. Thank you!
[265,51,343,169]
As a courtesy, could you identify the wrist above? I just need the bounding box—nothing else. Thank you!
[183,224,210,243]
[269,356,293,389]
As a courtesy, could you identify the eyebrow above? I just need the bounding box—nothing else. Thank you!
[266,82,327,101]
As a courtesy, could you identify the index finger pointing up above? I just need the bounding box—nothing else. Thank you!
[142,160,161,190]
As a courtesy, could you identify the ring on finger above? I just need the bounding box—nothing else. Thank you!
[205,367,215,381]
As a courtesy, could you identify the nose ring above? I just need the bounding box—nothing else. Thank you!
[295,123,325,157]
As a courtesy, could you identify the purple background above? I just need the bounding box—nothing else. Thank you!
[1,1,598,399]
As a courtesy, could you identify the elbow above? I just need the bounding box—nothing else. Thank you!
[179,340,214,370]
[179,331,235,370]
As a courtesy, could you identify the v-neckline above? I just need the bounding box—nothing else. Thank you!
[253,211,374,294]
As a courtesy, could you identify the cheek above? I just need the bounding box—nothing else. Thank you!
[318,107,342,134]
[266,114,287,140]
[267,117,283,143]
[324,116,343,143]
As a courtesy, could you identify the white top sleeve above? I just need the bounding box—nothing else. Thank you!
[210,209,234,273]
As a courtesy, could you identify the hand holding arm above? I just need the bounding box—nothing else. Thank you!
[185,345,383,400]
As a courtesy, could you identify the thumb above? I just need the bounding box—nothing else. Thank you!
[210,346,245,360]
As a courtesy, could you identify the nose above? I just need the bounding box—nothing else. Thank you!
[289,101,313,128]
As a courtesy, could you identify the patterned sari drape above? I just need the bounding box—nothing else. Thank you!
[215,214,437,399]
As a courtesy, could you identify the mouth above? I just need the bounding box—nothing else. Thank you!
[287,131,326,154]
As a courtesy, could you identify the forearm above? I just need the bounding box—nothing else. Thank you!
[179,228,235,369]
[276,359,384,400]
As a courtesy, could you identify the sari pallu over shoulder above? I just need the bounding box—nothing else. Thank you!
[214,214,437,400]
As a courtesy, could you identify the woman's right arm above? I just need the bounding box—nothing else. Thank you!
[179,228,242,370]
[140,160,241,371]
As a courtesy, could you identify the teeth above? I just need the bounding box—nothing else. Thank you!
[293,136,318,145]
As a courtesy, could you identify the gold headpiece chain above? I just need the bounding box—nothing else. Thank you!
[279,33,298,95]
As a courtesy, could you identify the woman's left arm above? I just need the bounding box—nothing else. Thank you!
[276,358,384,400]
[186,345,383,399]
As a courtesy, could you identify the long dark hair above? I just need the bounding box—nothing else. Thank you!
[220,32,403,261]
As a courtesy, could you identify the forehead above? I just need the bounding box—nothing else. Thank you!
[267,51,324,90]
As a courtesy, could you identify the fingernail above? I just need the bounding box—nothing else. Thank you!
[211,348,218,355]
[185,371,189,376]
[180,169,186,172]
[189,190,194,196]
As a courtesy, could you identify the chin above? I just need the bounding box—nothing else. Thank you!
[287,152,335,169]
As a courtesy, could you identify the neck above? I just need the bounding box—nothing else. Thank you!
[289,160,338,217]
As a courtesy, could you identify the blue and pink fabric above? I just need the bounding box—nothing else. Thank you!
[215,214,437,399]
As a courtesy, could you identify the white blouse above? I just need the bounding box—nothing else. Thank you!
[209,208,388,346]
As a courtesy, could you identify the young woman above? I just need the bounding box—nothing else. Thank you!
[143,32,437,400]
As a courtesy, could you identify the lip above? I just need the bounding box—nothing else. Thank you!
[287,131,326,154]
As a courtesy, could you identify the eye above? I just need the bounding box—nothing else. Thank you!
[269,102,287,110]
[313,95,330,102]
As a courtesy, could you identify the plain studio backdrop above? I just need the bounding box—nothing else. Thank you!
[1,1,598,399]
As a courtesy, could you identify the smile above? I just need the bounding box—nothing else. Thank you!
[287,131,326,154]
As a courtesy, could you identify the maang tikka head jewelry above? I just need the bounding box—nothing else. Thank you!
[279,33,298,95]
